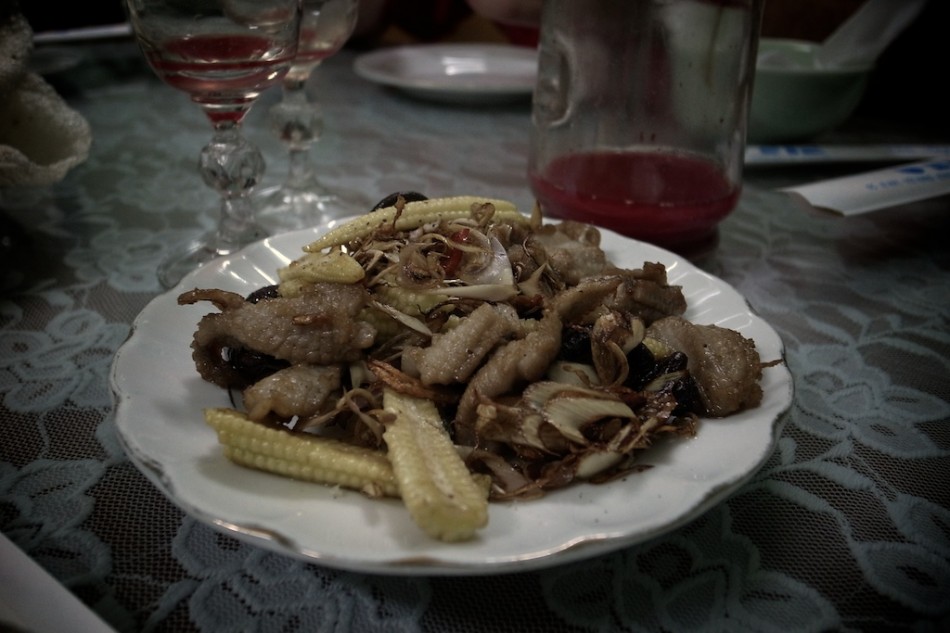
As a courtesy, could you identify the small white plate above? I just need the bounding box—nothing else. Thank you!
[111,223,793,575]
[353,43,537,104]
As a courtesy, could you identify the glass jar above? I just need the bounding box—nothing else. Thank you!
[528,0,763,254]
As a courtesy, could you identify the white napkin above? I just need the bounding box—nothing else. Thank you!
[0,533,117,633]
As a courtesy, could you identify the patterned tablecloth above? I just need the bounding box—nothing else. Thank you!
[2,41,948,633]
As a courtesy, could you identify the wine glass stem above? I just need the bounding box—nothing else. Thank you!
[277,78,323,189]
[287,147,315,189]
[200,122,266,252]
[216,197,256,251]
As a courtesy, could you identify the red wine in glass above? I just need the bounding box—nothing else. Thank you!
[146,34,296,125]
[126,0,301,288]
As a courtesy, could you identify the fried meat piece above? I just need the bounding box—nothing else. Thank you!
[179,284,375,388]
[242,364,342,422]
[402,302,523,385]
[645,316,762,416]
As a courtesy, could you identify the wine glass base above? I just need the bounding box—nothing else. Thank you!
[157,226,267,289]
[255,184,358,233]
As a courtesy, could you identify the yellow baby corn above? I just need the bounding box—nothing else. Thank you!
[278,249,365,297]
[204,407,399,497]
[373,283,447,318]
[382,388,488,541]
[357,305,404,341]
[304,196,525,253]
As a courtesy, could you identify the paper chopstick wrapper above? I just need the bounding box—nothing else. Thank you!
[746,144,950,165]
[780,158,950,215]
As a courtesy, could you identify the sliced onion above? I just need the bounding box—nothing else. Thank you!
[474,403,548,451]
[545,361,600,386]
[458,236,514,286]
[369,299,432,337]
[542,396,636,445]
[425,283,518,302]
[522,381,610,410]
[465,449,540,499]
[574,450,624,479]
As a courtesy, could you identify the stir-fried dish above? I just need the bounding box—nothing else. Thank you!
[179,194,768,541]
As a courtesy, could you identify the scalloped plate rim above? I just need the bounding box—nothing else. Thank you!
[110,221,793,575]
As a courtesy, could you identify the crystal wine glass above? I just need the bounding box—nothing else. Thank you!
[125,0,302,288]
[255,0,359,232]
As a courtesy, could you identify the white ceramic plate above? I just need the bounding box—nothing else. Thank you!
[353,44,537,104]
[111,224,793,575]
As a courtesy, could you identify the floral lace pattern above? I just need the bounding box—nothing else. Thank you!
[2,44,948,632]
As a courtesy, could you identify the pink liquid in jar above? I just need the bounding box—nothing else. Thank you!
[529,150,739,252]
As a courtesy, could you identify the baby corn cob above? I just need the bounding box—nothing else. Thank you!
[279,249,365,287]
[204,408,399,497]
[382,388,489,541]
[304,196,525,253]
[373,282,447,318]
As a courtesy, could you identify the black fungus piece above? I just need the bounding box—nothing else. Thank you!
[559,325,594,364]
[668,375,703,414]
[656,351,689,374]
[626,349,690,391]
[371,191,428,211]
[625,343,656,390]
[246,284,280,303]
[224,346,290,388]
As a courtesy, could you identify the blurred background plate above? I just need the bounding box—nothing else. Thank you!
[354,43,536,104]
[750,38,872,143]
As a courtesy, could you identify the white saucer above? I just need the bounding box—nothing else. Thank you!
[353,43,537,104]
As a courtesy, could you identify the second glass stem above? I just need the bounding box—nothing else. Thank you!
[278,80,323,191]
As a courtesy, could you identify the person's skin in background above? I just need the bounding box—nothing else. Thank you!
[353,0,540,45]
[353,0,867,46]
[8,0,901,46]
[465,0,542,27]
[463,0,864,41]
[354,0,386,38]
[761,0,864,41]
